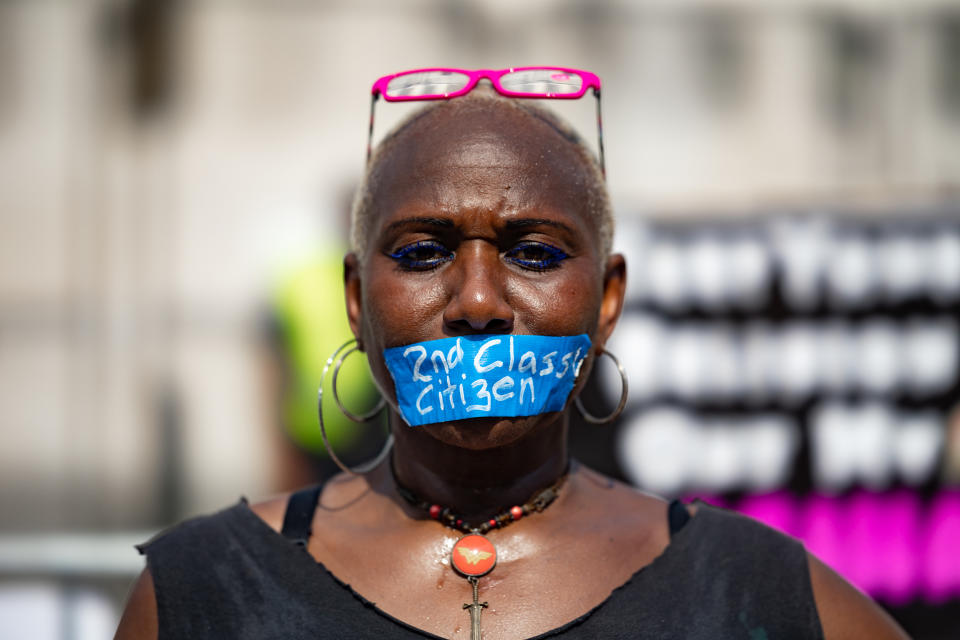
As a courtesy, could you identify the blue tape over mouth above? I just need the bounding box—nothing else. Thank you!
[383,334,592,427]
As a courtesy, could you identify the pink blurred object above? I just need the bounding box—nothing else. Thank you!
[924,490,960,603]
[731,489,960,604]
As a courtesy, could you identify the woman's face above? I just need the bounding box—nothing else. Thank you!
[345,102,625,449]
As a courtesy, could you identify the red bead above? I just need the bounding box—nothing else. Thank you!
[510,506,523,520]
[456,519,463,527]
[489,518,498,528]
[429,504,442,519]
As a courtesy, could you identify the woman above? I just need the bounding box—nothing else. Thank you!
[117,69,907,639]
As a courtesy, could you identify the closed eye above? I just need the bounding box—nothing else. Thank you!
[503,241,569,270]
[388,240,454,270]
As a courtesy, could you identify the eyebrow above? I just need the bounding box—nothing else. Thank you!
[504,218,576,234]
[384,217,454,233]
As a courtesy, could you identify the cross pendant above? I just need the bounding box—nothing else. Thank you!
[463,576,488,640]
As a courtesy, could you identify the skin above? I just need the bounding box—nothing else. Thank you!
[116,99,908,639]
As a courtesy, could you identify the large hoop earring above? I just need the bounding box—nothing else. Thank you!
[574,348,628,425]
[318,339,392,476]
[332,343,386,421]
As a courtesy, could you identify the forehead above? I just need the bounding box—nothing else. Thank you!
[367,102,598,233]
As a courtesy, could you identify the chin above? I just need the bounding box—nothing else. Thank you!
[419,414,559,451]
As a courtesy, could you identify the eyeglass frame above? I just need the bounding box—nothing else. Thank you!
[365,66,605,177]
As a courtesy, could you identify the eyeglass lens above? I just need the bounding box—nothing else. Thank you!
[386,71,471,98]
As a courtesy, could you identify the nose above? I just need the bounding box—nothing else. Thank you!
[443,242,514,334]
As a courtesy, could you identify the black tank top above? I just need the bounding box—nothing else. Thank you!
[138,487,823,638]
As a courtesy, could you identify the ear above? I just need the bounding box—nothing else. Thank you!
[594,253,627,351]
[343,252,365,350]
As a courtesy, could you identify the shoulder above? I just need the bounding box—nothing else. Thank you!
[689,504,908,639]
[247,492,290,533]
[807,553,909,640]
[680,501,805,558]
[140,490,301,555]
[114,569,157,640]
[137,499,257,558]
[116,492,295,640]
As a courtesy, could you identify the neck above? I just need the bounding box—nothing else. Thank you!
[388,413,569,523]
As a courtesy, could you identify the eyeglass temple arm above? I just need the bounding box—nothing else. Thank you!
[366,92,379,164]
[594,87,606,179]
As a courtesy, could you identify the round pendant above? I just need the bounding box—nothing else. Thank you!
[451,533,497,577]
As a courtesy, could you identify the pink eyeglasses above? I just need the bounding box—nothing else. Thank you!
[366,67,605,176]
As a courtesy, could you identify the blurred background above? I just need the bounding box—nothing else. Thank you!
[1,0,959,637]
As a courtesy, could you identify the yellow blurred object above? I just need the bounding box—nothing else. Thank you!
[272,250,378,456]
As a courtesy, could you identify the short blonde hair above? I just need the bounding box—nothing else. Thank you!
[350,92,613,264]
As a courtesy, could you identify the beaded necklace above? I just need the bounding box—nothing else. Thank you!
[391,463,567,640]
